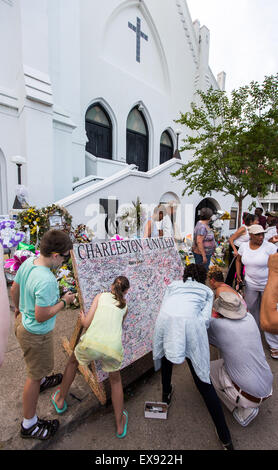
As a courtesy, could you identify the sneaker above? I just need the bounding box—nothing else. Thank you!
[233,407,259,427]
[162,384,174,407]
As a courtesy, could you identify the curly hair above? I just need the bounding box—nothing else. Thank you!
[183,263,207,285]
[207,265,224,282]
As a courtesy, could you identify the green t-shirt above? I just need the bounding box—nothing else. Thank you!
[14,257,59,335]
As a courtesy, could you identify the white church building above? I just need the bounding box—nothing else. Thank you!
[0,0,256,238]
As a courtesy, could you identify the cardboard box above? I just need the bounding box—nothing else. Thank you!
[144,401,168,419]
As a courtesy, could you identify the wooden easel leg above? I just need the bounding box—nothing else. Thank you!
[69,317,83,351]
[62,335,107,406]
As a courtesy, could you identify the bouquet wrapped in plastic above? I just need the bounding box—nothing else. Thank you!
[0,220,25,249]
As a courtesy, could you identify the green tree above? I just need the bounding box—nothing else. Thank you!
[172,74,278,226]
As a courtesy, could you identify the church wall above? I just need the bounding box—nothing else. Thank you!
[0,0,19,92]
[0,110,19,212]
[77,0,199,171]
[57,159,254,239]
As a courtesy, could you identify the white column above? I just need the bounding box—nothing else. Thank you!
[17,0,54,207]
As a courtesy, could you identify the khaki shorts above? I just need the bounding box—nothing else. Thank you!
[15,316,54,380]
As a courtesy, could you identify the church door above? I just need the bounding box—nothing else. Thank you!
[195,198,218,225]
[85,104,112,160]
[126,108,148,172]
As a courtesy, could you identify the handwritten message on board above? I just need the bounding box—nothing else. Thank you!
[72,237,183,382]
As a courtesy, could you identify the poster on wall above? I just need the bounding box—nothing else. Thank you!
[71,237,184,382]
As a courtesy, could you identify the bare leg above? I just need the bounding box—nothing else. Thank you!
[109,371,125,435]
[53,353,79,409]
[23,377,41,419]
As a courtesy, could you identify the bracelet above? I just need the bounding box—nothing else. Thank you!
[60,299,67,309]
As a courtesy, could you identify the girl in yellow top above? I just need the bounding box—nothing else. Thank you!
[51,276,130,438]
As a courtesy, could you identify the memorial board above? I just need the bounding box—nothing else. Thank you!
[71,237,183,382]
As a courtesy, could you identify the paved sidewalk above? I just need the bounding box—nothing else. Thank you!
[2,290,278,451]
[0,297,103,450]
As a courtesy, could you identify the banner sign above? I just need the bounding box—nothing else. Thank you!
[72,237,183,382]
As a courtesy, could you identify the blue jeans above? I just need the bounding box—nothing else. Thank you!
[193,252,212,271]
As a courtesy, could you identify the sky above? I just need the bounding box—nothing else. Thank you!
[186,0,278,94]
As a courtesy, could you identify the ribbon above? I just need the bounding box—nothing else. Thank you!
[16,242,36,253]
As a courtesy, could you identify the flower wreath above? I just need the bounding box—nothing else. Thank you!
[42,204,72,229]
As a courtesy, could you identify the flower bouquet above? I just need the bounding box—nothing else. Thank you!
[17,206,48,245]
[4,248,39,283]
[0,220,25,249]
[55,259,79,309]
[117,197,146,237]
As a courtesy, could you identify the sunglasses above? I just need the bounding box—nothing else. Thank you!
[52,252,71,262]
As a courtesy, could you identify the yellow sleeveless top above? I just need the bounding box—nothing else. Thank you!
[77,292,127,364]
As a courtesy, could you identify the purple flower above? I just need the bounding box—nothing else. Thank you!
[0,220,25,248]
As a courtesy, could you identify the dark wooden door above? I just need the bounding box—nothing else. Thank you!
[195,198,217,225]
[126,130,148,172]
[86,121,112,160]
[160,144,173,164]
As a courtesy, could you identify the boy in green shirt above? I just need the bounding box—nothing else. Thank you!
[11,229,75,440]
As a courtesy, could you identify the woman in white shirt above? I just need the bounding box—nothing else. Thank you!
[225,213,258,286]
[236,224,278,358]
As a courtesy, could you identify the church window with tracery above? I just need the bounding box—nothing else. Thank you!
[85,104,112,160]
[160,131,174,164]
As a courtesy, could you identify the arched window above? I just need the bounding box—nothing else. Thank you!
[85,104,112,159]
[160,131,173,164]
[126,107,148,172]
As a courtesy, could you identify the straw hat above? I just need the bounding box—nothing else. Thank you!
[213,292,247,320]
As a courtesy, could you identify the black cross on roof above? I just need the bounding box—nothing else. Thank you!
[128,17,148,63]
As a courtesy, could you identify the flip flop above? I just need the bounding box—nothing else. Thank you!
[116,410,128,439]
[51,390,68,414]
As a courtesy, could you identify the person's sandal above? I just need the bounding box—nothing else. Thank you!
[40,373,63,393]
[270,348,278,359]
[20,418,59,440]
[51,390,68,414]
[116,410,128,439]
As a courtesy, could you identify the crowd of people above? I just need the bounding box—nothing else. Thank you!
[0,204,277,450]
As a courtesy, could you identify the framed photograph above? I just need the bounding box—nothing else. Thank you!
[49,214,63,228]
[229,210,237,230]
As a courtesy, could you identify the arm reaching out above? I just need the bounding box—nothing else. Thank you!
[79,293,101,329]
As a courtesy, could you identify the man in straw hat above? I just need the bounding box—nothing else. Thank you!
[208,291,273,427]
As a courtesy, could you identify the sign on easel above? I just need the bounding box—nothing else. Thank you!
[63,237,183,404]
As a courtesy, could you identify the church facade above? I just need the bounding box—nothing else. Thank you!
[0,0,255,237]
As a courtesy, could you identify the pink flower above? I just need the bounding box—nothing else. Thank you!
[110,234,124,241]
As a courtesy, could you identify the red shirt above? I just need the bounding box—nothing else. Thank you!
[259,215,267,229]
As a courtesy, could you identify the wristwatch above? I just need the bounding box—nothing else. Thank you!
[60,299,67,309]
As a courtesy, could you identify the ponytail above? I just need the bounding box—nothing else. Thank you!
[112,276,130,309]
